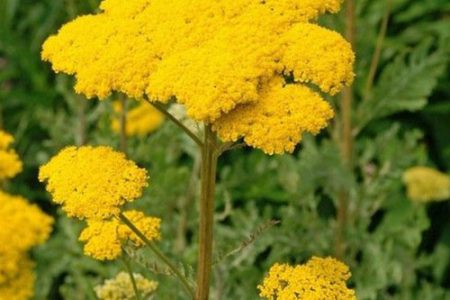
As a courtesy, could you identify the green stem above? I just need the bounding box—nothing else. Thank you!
[119,213,195,299]
[142,99,203,147]
[122,254,142,300]
[336,0,355,259]
[195,125,218,300]
[119,96,128,154]
[364,0,391,99]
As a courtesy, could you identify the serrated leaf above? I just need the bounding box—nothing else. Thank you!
[355,40,449,132]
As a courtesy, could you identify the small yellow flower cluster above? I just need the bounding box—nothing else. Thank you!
[403,166,450,202]
[258,256,356,300]
[80,210,161,260]
[39,146,161,260]
[0,192,53,300]
[0,130,22,181]
[42,0,354,154]
[39,146,148,219]
[111,100,164,136]
[95,272,158,300]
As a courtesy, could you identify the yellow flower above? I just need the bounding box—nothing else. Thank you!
[258,256,356,300]
[0,191,53,255]
[0,256,35,300]
[42,0,354,153]
[0,192,52,299]
[111,100,164,136]
[213,78,334,154]
[95,272,158,300]
[403,166,450,202]
[0,130,23,181]
[79,210,161,260]
[39,146,148,220]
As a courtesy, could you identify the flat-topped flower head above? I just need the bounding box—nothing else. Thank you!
[42,0,354,154]
[0,191,53,254]
[0,256,35,300]
[95,272,158,300]
[111,101,164,136]
[39,146,148,220]
[258,256,356,300]
[403,166,450,202]
[0,191,53,285]
[0,130,23,181]
[79,210,161,260]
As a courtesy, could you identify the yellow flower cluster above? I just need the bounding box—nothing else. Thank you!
[95,272,158,300]
[0,130,23,181]
[258,256,356,300]
[39,146,148,219]
[0,257,35,300]
[42,0,354,154]
[403,166,450,202]
[111,100,164,136]
[40,146,162,261]
[80,210,161,260]
[0,192,53,300]
[213,78,334,154]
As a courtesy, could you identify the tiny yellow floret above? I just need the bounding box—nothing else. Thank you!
[403,166,450,202]
[39,146,148,220]
[95,271,158,300]
[258,256,356,300]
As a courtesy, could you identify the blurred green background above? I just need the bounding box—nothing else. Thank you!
[0,0,449,299]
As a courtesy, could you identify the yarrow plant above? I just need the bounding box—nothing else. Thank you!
[402,166,450,203]
[0,131,53,300]
[40,0,355,299]
[95,272,158,300]
[258,257,356,300]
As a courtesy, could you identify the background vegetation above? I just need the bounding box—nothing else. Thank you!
[0,0,449,299]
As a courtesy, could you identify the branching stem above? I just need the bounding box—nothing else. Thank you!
[143,98,203,147]
[119,213,195,299]
[121,254,142,300]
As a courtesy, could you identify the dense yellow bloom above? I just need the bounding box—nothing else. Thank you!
[111,101,164,136]
[79,210,161,260]
[39,146,148,220]
[258,256,356,300]
[0,191,53,256]
[42,0,354,153]
[95,272,158,300]
[0,130,23,181]
[0,192,52,299]
[0,256,35,300]
[213,78,334,154]
[403,166,450,202]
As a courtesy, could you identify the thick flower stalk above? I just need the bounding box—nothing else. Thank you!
[403,166,450,202]
[0,130,23,181]
[95,272,158,300]
[258,257,356,300]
